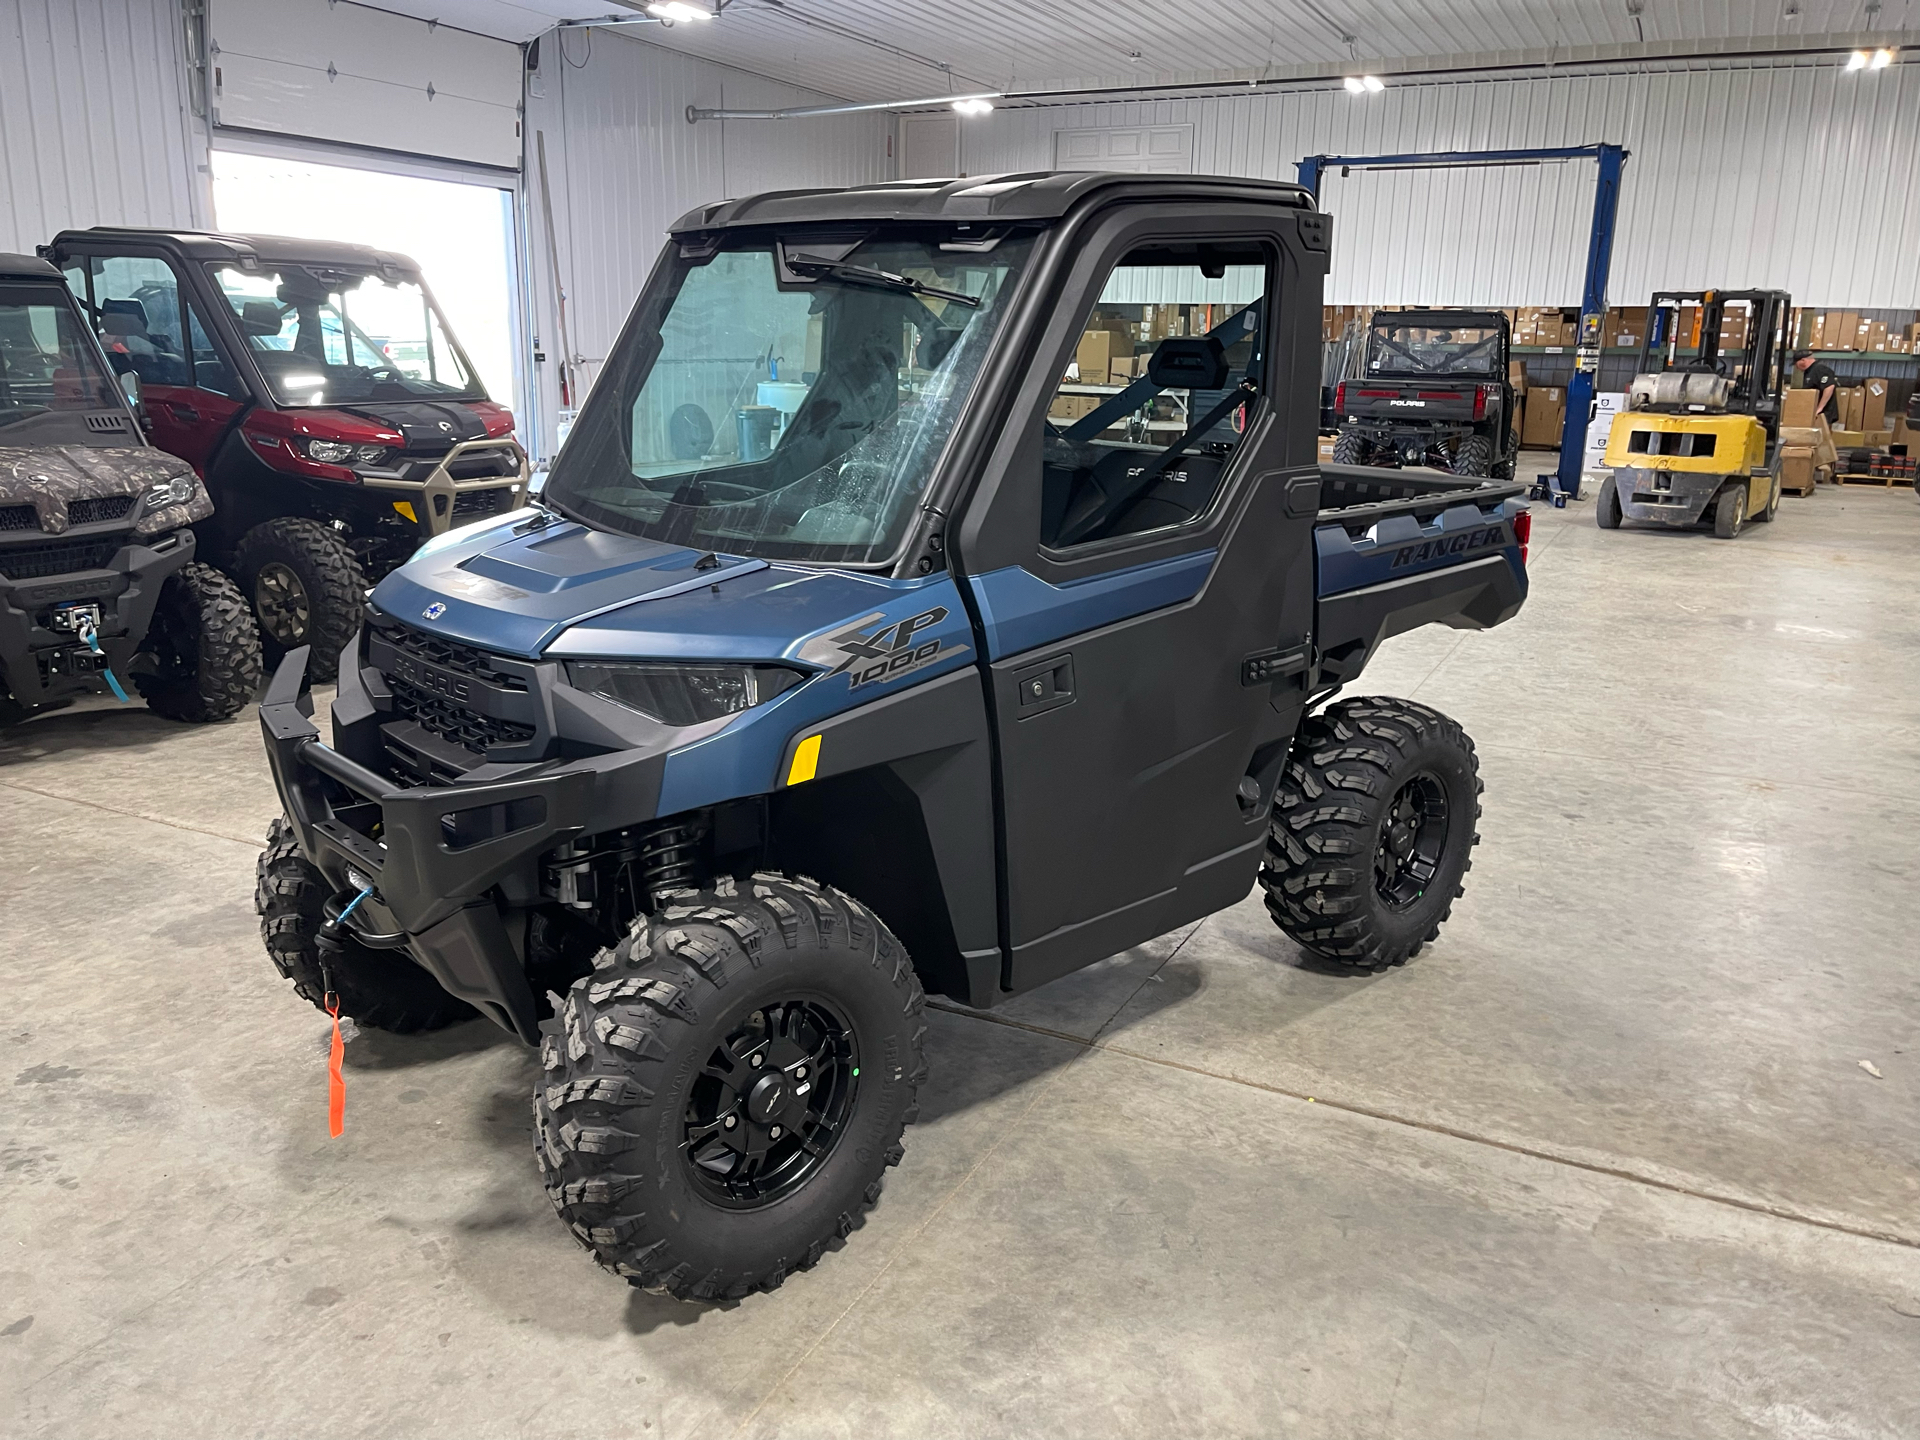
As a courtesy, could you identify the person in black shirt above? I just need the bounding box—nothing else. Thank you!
[1792,351,1839,423]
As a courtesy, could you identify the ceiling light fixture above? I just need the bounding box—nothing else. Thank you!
[1345,74,1385,93]
[1870,47,1896,68]
[646,2,713,21]
[952,96,994,115]
[1343,75,1365,92]
[1846,48,1870,68]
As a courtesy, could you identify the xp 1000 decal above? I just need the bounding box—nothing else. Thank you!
[798,605,969,692]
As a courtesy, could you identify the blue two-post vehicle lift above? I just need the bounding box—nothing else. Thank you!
[1297,144,1629,504]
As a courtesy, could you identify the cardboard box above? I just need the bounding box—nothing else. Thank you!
[1074,330,1117,386]
[1863,377,1889,432]
[1851,314,1873,350]
[1781,419,1839,466]
[1839,386,1865,431]
[1048,394,1101,421]
[1830,428,1868,450]
[1508,360,1529,393]
[1863,429,1894,448]
[1318,435,1337,463]
[1780,449,1817,493]
[1781,388,1821,428]
[1522,386,1566,447]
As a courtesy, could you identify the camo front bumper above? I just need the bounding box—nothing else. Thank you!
[259,645,605,1042]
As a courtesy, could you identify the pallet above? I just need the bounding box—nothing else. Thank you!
[1832,472,1908,487]
[1779,481,1817,496]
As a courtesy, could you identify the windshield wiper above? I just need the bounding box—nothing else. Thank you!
[786,253,981,309]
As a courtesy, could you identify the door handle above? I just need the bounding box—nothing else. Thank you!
[1011,653,1075,717]
[167,401,201,424]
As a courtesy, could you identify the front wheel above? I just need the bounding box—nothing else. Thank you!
[1259,698,1483,972]
[134,562,263,722]
[1712,481,1747,539]
[534,874,927,1300]
[232,517,369,682]
[1753,472,1781,523]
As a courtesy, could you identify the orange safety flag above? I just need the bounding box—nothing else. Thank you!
[327,998,346,1138]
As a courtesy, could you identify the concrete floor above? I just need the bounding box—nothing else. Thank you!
[3,462,1917,1438]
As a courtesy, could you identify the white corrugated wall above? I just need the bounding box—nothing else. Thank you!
[523,32,892,459]
[956,63,1920,308]
[0,0,208,254]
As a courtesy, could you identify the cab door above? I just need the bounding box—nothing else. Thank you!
[951,203,1329,993]
[57,247,247,471]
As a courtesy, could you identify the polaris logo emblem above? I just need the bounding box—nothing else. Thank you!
[1388,399,1427,408]
[391,654,470,701]
[423,601,447,619]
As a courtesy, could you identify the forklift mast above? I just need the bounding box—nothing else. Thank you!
[1638,289,1793,437]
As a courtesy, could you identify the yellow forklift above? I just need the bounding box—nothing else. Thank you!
[1596,289,1792,538]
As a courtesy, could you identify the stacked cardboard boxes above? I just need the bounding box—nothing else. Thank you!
[1777,417,1838,494]
[1522,386,1566,448]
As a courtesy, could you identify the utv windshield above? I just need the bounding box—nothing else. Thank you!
[0,282,131,447]
[208,264,483,407]
[545,229,1034,565]
[1366,321,1502,378]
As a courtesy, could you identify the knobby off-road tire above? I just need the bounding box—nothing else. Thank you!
[1596,473,1624,529]
[254,817,477,1032]
[232,517,368,683]
[534,873,927,1301]
[135,562,263,722]
[1259,697,1483,972]
[1451,434,1495,477]
[1332,428,1376,467]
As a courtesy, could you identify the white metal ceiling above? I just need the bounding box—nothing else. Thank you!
[365,0,1920,99]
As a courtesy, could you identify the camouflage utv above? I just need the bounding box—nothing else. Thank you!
[0,252,261,724]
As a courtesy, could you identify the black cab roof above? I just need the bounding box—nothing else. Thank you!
[0,252,62,282]
[47,228,425,278]
[670,171,1314,235]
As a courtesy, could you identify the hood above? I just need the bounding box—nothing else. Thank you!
[373,517,903,662]
[336,400,487,452]
[0,443,210,536]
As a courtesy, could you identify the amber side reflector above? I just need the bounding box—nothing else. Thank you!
[786,734,822,786]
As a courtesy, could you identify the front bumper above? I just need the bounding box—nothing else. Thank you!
[0,528,194,710]
[1612,466,1726,526]
[260,645,603,1042]
[362,436,531,543]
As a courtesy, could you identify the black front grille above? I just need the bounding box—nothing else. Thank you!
[389,676,536,755]
[451,487,511,519]
[0,505,36,532]
[68,495,135,526]
[0,536,121,580]
[378,622,529,692]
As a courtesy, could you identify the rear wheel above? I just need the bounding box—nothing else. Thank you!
[1332,428,1376,466]
[232,517,368,683]
[534,874,926,1300]
[134,562,263,722]
[253,817,476,1032]
[1259,698,1482,972]
[1596,473,1623,529]
[1451,434,1494,477]
[1712,481,1747,539]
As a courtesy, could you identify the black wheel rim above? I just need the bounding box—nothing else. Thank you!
[1375,771,1450,909]
[683,998,858,1209]
[255,562,309,645]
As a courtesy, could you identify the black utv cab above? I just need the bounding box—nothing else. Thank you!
[1330,309,1516,478]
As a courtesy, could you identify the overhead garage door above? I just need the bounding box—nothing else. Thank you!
[1054,124,1194,173]
[210,0,522,169]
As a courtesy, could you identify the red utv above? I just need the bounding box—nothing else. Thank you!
[44,229,528,679]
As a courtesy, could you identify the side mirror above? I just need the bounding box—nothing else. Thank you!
[118,370,142,408]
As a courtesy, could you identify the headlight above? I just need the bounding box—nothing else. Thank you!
[353,443,391,465]
[305,438,355,463]
[566,661,805,727]
[143,474,196,510]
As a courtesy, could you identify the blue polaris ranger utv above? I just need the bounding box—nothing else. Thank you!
[254,173,1529,1300]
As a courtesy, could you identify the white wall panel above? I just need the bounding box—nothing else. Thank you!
[522,31,889,459]
[957,64,1920,307]
[211,0,523,169]
[0,0,207,253]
